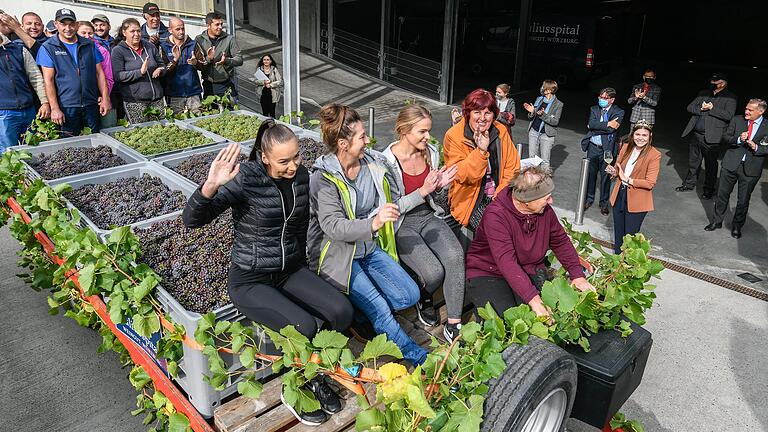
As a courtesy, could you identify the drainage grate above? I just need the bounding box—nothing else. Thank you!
[591,238,768,302]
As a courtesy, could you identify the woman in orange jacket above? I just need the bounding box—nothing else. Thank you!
[605,121,661,254]
[444,88,520,238]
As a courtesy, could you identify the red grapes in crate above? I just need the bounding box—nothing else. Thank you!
[31,145,126,179]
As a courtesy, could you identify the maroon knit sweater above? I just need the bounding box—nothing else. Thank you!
[465,187,585,303]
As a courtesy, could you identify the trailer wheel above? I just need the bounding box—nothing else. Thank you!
[482,337,577,432]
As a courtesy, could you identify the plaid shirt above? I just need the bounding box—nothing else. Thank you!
[627,82,661,124]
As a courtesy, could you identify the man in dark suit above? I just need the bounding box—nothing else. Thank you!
[705,99,767,238]
[677,73,737,199]
[581,87,625,215]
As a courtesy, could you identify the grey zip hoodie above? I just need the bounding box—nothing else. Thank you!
[111,40,166,102]
[307,149,422,293]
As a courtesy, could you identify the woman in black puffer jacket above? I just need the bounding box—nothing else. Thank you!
[182,121,353,426]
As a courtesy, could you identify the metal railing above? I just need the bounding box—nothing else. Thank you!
[320,24,443,100]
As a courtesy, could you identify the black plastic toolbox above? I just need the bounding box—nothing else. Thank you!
[566,321,653,428]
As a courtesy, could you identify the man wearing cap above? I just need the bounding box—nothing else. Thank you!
[195,12,242,100]
[160,18,204,115]
[37,8,110,135]
[677,73,737,199]
[141,3,169,46]
[464,165,596,319]
[91,14,114,51]
[0,13,50,149]
[44,20,57,38]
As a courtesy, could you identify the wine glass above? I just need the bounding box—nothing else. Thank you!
[603,151,614,165]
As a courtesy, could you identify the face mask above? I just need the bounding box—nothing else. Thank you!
[540,87,546,96]
[709,82,719,91]
[643,77,654,84]
[495,93,504,100]
[598,98,610,108]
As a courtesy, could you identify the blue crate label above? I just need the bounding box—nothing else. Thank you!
[116,317,169,375]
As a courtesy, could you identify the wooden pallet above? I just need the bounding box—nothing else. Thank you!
[214,304,461,432]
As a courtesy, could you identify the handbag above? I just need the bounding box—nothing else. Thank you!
[467,194,492,231]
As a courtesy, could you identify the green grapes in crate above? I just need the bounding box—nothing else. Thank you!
[194,113,263,142]
[113,124,212,156]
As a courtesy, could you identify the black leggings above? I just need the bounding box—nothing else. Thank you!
[228,265,354,338]
[467,269,550,316]
[260,90,277,118]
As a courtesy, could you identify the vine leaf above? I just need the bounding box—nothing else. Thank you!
[541,278,579,312]
[237,378,264,400]
[167,412,191,432]
[359,334,403,363]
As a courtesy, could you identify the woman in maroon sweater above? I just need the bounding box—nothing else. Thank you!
[466,166,595,317]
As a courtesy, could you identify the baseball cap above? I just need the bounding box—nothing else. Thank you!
[55,8,77,22]
[92,14,110,24]
[45,20,57,33]
[710,73,728,82]
[143,2,161,14]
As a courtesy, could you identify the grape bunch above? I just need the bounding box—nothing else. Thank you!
[172,151,248,185]
[298,137,323,169]
[113,124,213,156]
[30,145,126,179]
[137,212,233,313]
[194,113,263,142]
[65,174,187,229]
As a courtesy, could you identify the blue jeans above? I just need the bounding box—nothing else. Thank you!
[347,248,427,366]
[61,104,101,136]
[0,107,35,151]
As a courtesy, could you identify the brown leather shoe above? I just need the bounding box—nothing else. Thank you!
[584,201,593,210]
[600,207,609,215]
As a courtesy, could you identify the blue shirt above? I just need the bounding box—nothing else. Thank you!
[590,108,609,146]
[36,39,103,68]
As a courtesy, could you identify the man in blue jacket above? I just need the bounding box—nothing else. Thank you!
[0,18,50,149]
[160,17,204,115]
[36,8,110,136]
[580,87,625,215]
[141,2,169,46]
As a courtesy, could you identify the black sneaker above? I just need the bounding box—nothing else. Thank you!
[416,298,440,327]
[443,322,462,343]
[347,320,377,342]
[307,375,343,415]
[281,388,327,426]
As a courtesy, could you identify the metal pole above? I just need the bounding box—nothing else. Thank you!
[225,0,236,37]
[327,0,334,58]
[281,0,300,116]
[368,107,375,138]
[378,0,386,80]
[574,158,591,225]
[439,0,457,103]
[513,0,532,91]
[517,143,523,157]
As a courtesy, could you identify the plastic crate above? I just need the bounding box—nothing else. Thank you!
[101,120,225,158]
[11,134,146,181]
[47,161,198,239]
[129,213,273,418]
[181,110,270,147]
[154,142,252,185]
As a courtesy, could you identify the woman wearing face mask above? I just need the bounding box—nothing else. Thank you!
[111,18,167,124]
[381,104,465,342]
[605,122,661,254]
[77,21,116,129]
[309,103,428,367]
[465,166,595,318]
[495,83,515,131]
[443,88,521,246]
[183,122,354,427]
[523,80,563,168]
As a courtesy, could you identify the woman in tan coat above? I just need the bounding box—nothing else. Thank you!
[605,121,661,254]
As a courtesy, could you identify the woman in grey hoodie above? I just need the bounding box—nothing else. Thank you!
[111,18,167,124]
[308,104,428,366]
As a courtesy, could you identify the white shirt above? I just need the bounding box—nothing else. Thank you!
[498,98,509,112]
[623,148,643,185]
[737,116,763,161]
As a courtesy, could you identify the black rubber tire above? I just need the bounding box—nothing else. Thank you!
[482,337,578,432]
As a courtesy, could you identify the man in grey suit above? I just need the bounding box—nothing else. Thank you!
[705,99,767,238]
[627,69,661,128]
[676,73,737,199]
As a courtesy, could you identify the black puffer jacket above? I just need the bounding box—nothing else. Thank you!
[182,160,310,272]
